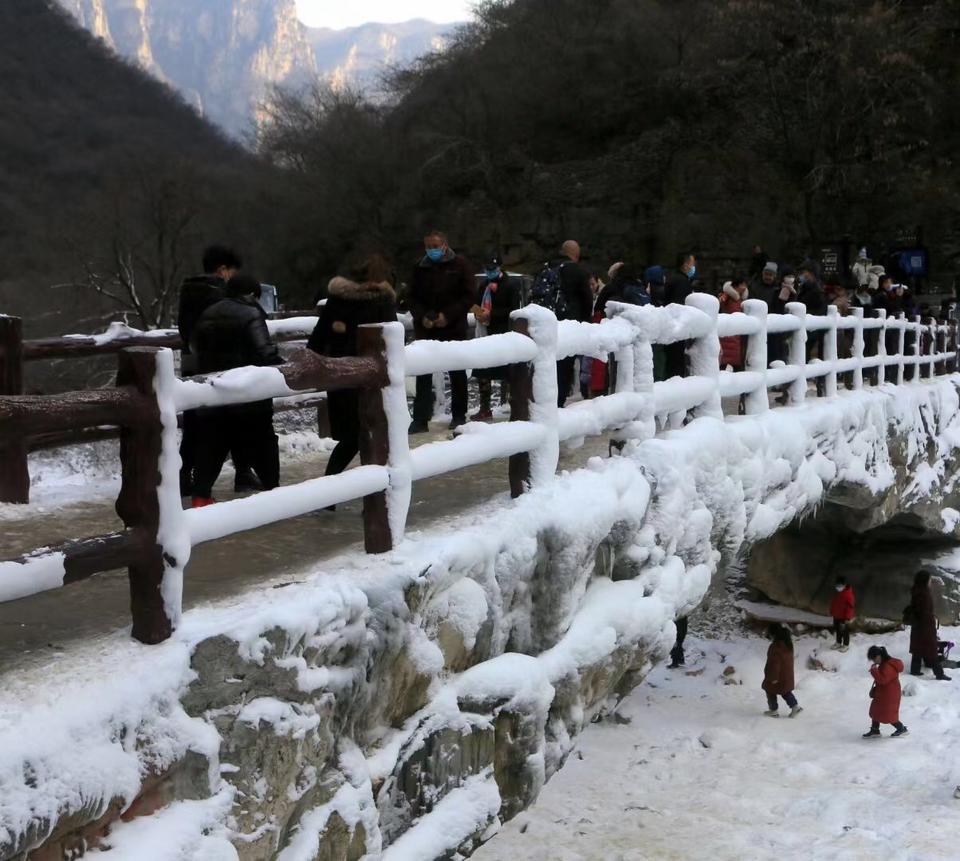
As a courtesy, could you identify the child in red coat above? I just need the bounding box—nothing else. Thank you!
[830,576,855,652]
[863,645,908,738]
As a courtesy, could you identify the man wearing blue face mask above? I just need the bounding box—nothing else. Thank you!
[408,228,476,432]
[663,251,698,378]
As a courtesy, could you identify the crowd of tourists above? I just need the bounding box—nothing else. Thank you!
[173,234,952,506]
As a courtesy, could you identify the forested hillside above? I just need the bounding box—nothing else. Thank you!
[1,0,959,365]
[263,0,960,286]
[0,0,296,346]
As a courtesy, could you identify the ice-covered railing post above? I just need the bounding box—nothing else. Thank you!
[357,322,410,551]
[611,303,656,442]
[895,313,906,385]
[115,347,183,644]
[927,317,938,379]
[850,307,865,390]
[911,315,923,381]
[875,309,888,386]
[822,305,839,398]
[742,299,769,414]
[684,293,722,419]
[0,315,28,503]
[936,322,947,376]
[785,301,807,404]
[508,306,559,496]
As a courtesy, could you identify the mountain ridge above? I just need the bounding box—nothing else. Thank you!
[59,0,456,135]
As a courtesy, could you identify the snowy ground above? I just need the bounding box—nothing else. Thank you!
[474,627,960,861]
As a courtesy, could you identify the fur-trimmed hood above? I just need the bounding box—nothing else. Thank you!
[722,281,749,301]
[327,276,395,302]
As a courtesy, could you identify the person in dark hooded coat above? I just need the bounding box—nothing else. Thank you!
[189,274,283,506]
[908,570,951,680]
[175,245,259,495]
[307,254,397,479]
[762,623,802,717]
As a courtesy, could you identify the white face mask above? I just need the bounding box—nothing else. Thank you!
[835,585,844,592]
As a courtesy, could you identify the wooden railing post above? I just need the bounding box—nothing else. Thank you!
[116,347,173,644]
[356,324,397,553]
[742,299,769,414]
[0,316,28,503]
[786,301,808,404]
[508,317,533,498]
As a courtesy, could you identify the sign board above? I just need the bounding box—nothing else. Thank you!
[819,244,843,279]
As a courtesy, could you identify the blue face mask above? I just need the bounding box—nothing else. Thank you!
[485,269,501,280]
[426,247,445,262]
[687,265,697,279]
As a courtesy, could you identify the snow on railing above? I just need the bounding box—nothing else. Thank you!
[0,297,956,645]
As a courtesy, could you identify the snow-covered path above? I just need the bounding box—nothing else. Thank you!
[0,429,611,670]
[474,629,960,861]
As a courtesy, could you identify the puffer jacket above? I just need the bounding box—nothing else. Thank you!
[407,249,476,341]
[191,296,282,374]
[177,274,225,374]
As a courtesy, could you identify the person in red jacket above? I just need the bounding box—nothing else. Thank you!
[718,277,748,371]
[863,645,908,738]
[830,576,856,652]
[762,623,803,718]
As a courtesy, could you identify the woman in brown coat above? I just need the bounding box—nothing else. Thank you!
[762,623,803,718]
[909,570,951,681]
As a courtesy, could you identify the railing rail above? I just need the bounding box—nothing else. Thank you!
[0,296,956,645]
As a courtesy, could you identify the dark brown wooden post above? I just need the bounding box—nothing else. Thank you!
[116,347,172,644]
[356,326,392,554]
[0,316,28,503]
[508,317,533,499]
[316,396,332,438]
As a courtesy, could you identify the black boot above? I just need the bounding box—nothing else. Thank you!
[234,469,263,492]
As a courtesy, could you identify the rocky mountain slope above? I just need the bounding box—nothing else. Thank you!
[60,0,452,136]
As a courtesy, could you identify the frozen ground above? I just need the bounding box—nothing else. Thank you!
[473,626,960,861]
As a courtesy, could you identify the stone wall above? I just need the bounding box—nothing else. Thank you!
[7,379,960,860]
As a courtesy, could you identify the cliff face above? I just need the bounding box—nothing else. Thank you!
[59,0,317,133]
[59,0,451,136]
[307,19,450,94]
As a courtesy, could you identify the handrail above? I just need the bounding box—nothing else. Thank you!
[0,297,956,646]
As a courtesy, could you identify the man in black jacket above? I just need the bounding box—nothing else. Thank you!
[175,245,260,495]
[553,240,593,406]
[407,229,475,432]
[663,252,697,378]
[189,274,283,507]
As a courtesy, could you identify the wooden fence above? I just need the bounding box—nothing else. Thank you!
[0,297,956,645]
[0,315,321,503]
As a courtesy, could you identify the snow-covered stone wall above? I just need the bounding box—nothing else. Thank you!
[3,377,960,860]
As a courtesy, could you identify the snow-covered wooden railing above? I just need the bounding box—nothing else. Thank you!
[0,315,325,503]
[0,296,956,645]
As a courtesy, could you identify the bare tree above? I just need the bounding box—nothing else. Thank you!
[61,160,201,329]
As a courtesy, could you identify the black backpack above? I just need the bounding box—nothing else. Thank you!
[530,262,568,319]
